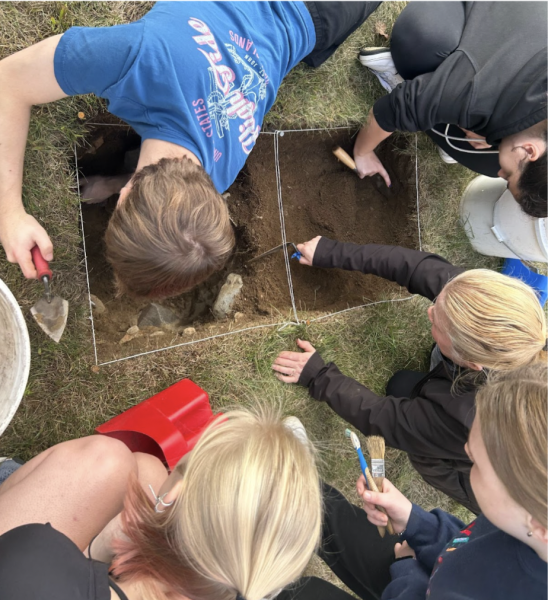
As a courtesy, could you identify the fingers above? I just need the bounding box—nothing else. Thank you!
[35,229,54,261]
[277,351,302,361]
[18,251,38,279]
[296,339,315,352]
[273,357,298,369]
[378,166,392,188]
[271,363,299,384]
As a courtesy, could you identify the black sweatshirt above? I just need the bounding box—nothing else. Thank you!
[374,2,548,144]
[298,238,481,513]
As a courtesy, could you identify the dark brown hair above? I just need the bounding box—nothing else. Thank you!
[516,120,547,218]
[105,157,235,298]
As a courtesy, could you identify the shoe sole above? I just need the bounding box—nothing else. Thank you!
[359,47,390,57]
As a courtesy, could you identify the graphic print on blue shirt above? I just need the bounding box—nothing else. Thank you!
[53,2,315,192]
[187,17,267,161]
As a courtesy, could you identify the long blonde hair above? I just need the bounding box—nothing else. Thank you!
[476,363,547,527]
[440,269,546,370]
[111,407,322,600]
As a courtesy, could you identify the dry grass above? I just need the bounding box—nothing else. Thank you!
[0,1,485,567]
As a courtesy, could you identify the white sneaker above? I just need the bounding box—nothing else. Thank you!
[358,48,404,92]
[437,146,458,164]
[283,416,309,448]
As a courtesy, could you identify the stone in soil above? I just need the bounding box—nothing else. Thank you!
[90,294,106,314]
[212,274,244,319]
[138,303,180,331]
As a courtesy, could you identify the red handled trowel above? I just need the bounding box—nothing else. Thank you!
[30,246,69,343]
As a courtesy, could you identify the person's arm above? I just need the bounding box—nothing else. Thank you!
[402,504,467,572]
[0,35,67,278]
[297,352,469,459]
[353,108,393,187]
[299,236,465,302]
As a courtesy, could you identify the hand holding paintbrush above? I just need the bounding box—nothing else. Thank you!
[365,435,394,537]
[345,430,395,536]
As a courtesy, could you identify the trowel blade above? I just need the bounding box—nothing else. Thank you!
[30,296,69,343]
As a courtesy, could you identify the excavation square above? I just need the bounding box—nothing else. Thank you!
[79,127,417,363]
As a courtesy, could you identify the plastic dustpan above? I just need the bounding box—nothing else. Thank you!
[96,378,216,469]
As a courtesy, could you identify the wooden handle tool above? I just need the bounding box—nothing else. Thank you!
[332,146,357,173]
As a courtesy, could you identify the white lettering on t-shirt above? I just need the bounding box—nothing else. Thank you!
[189,17,262,155]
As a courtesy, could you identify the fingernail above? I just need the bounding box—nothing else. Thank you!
[364,492,371,500]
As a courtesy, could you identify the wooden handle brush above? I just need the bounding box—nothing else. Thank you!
[366,435,395,537]
[345,430,395,537]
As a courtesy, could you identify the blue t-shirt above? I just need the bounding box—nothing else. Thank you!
[54,1,315,192]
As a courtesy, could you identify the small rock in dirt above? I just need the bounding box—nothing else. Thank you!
[126,325,140,335]
[150,330,166,338]
[119,333,139,345]
[222,192,231,200]
[234,312,245,323]
[90,294,106,314]
[213,273,243,319]
[138,303,180,331]
[183,327,196,336]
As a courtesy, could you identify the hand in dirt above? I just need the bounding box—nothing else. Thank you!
[0,210,53,279]
[357,475,412,534]
[354,151,391,187]
[80,174,131,204]
[297,236,321,266]
[394,541,416,560]
[272,339,316,384]
[459,127,492,150]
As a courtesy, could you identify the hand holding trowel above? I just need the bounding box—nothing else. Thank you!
[30,246,68,343]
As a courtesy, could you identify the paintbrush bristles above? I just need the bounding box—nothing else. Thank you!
[366,435,385,459]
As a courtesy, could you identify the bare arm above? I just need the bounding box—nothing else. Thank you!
[0,34,68,278]
[353,108,393,187]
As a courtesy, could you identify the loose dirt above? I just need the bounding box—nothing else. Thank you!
[79,127,417,362]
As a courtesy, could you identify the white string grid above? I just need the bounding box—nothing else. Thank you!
[76,128,421,365]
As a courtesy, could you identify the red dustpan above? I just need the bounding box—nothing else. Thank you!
[96,378,216,469]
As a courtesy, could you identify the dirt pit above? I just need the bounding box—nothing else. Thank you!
[79,126,417,362]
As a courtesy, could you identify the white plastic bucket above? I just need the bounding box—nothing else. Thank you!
[460,175,548,262]
[0,278,31,436]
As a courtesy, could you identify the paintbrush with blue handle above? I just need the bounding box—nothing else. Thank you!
[345,429,395,536]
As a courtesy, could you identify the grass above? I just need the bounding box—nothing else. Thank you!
[0,0,499,560]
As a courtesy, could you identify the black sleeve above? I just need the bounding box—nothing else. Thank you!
[312,238,465,302]
[372,52,477,133]
[299,354,468,459]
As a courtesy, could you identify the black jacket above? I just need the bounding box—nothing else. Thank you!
[298,238,481,513]
[374,2,548,144]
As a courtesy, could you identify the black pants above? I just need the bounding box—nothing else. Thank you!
[303,2,382,67]
[390,1,500,177]
[278,484,398,600]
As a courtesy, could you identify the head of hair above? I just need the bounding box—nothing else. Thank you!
[104,157,235,299]
[439,269,546,371]
[110,406,322,600]
[515,119,547,218]
[475,362,547,527]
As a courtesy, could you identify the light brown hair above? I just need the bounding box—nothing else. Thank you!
[105,157,235,298]
[111,407,322,600]
[476,362,547,527]
[440,269,546,371]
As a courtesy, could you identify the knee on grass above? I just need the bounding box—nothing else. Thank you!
[105,157,235,299]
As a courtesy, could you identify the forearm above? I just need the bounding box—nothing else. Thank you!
[313,238,464,301]
[0,88,32,221]
[354,108,392,157]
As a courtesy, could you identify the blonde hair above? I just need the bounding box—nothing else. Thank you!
[476,363,547,527]
[440,269,546,370]
[105,157,235,299]
[111,407,322,600]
